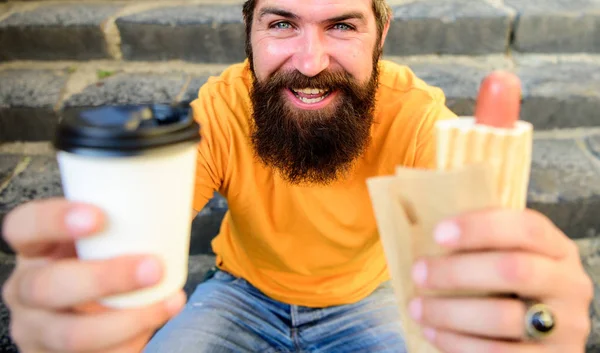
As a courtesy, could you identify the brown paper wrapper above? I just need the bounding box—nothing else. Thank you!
[367,164,500,353]
[366,118,534,352]
[435,118,533,210]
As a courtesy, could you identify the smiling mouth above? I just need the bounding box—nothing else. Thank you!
[289,87,332,104]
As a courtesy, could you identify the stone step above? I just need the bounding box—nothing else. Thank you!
[1,0,599,63]
[1,126,600,254]
[1,54,600,142]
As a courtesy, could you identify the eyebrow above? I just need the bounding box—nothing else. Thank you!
[326,12,366,24]
[258,7,299,21]
[257,7,366,25]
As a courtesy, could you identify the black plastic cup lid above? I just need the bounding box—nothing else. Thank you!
[53,104,201,157]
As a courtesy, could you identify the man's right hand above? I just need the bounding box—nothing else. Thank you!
[1,198,186,353]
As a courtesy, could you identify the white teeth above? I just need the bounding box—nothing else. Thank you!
[290,87,331,104]
[298,96,326,104]
[292,88,328,95]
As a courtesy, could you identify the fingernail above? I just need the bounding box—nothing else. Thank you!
[408,298,423,322]
[412,260,428,286]
[423,328,436,341]
[434,220,461,246]
[65,207,97,236]
[165,291,186,315]
[136,258,161,286]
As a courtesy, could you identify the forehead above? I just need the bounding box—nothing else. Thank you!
[253,0,374,19]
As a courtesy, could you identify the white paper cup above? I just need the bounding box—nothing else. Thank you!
[53,105,200,308]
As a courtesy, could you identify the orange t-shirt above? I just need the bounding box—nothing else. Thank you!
[190,60,457,307]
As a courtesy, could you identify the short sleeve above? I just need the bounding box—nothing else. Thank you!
[190,83,231,212]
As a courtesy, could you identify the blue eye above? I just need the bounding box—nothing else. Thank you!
[332,23,353,31]
[273,21,293,30]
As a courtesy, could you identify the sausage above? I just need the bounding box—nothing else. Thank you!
[474,71,522,128]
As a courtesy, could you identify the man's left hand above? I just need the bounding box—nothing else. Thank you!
[409,208,594,353]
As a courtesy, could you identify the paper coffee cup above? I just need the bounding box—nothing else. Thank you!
[53,105,200,308]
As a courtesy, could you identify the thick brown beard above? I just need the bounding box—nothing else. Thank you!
[248,64,380,186]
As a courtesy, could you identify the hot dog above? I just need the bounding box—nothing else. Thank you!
[474,71,522,128]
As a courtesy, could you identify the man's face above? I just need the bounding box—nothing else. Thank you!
[247,0,387,185]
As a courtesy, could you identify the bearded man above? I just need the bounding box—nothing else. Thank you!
[2,0,593,352]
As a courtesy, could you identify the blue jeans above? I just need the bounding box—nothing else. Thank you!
[144,270,407,352]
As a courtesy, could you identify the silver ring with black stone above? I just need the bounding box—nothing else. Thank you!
[524,302,556,341]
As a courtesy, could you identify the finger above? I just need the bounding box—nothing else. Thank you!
[48,332,153,353]
[88,330,154,353]
[434,209,572,260]
[18,255,163,309]
[8,315,39,353]
[410,297,528,340]
[3,198,104,257]
[39,290,186,353]
[420,327,542,353]
[13,302,165,353]
[72,301,113,315]
[413,252,571,299]
[2,270,18,308]
[47,331,153,353]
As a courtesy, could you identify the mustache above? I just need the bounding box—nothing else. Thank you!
[260,69,362,95]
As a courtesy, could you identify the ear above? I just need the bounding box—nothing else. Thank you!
[379,16,391,49]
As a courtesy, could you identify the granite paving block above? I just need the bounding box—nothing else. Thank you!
[527,134,600,239]
[505,0,600,53]
[517,60,600,129]
[0,69,68,109]
[0,155,62,210]
[181,75,211,104]
[587,133,600,158]
[63,72,189,115]
[385,0,513,56]
[0,155,28,254]
[0,155,20,188]
[0,301,17,353]
[0,256,17,353]
[0,3,123,61]
[577,237,600,349]
[0,69,68,141]
[407,61,494,116]
[190,193,227,255]
[183,254,217,297]
[400,55,600,130]
[117,4,245,63]
[0,108,61,141]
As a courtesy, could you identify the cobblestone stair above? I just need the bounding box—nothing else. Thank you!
[1,0,600,352]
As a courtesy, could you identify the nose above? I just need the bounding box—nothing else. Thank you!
[292,29,330,77]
